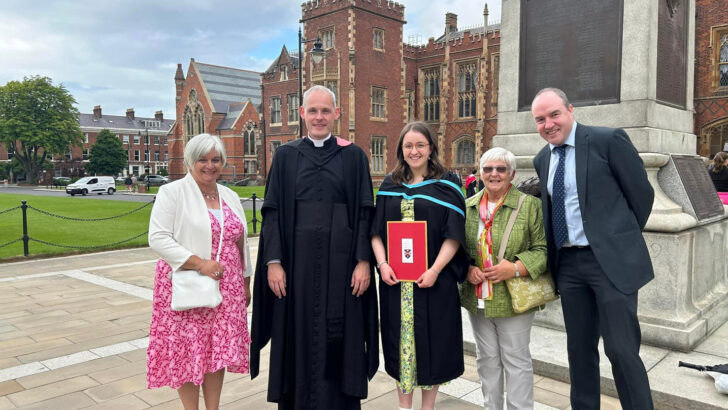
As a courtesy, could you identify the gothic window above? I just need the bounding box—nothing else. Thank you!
[373,28,384,51]
[184,107,193,138]
[708,121,728,156]
[244,127,256,156]
[280,65,288,81]
[194,108,205,134]
[491,53,500,110]
[458,61,477,118]
[406,90,413,122]
[720,33,728,87]
[371,87,386,119]
[319,27,334,50]
[371,136,386,173]
[287,94,299,123]
[424,68,440,121]
[455,137,476,166]
[244,160,256,176]
[270,96,282,124]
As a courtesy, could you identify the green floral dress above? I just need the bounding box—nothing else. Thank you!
[397,198,435,394]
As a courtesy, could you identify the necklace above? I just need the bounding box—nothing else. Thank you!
[202,190,218,201]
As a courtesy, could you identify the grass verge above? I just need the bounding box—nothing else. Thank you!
[0,193,259,260]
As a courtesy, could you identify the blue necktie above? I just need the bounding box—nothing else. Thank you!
[552,145,568,249]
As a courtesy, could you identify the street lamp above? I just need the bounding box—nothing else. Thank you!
[138,126,150,189]
[298,27,325,138]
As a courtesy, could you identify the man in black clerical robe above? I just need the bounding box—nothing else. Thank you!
[250,85,379,410]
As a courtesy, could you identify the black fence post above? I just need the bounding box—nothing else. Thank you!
[251,193,259,234]
[21,200,29,256]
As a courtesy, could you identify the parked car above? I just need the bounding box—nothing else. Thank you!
[66,176,116,196]
[115,176,127,184]
[141,174,168,186]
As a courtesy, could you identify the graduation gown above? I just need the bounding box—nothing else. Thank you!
[372,173,468,386]
[250,136,379,410]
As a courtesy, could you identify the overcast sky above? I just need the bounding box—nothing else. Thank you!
[1,0,500,120]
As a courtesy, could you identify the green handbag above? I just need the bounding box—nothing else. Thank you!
[497,195,559,313]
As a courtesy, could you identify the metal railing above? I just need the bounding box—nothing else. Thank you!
[0,193,261,257]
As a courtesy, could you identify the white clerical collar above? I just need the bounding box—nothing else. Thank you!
[307,134,332,147]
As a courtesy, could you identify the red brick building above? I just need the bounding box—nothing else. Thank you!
[168,59,262,181]
[695,0,728,158]
[0,105,173,180]
[261,2,500,183]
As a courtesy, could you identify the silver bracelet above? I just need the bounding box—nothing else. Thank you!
[377,260,388,269]
[514,262,520,278]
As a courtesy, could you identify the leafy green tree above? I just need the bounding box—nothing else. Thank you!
[158,167,168,177]
[85,129,127,175]
[0,76,83,183]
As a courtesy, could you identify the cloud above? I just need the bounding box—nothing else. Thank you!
[1,0,501,119]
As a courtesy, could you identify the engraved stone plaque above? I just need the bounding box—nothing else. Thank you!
[518,0,623,110]
[656,0,687,108]
[657,155,725,222]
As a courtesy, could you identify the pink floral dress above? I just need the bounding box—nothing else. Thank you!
[147,202,250,389]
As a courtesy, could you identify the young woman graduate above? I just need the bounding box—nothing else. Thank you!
[371,121,469,410]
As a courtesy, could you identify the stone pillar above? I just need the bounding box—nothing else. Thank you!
[492,0,727,351]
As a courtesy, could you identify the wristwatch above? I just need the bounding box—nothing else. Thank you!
[377,260,388,269]
[514,262,520,278]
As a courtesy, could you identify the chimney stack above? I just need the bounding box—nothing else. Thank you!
[93,105,102,119]
[155,110,163,121]
[126,108,135,121]
[445,12,458,33]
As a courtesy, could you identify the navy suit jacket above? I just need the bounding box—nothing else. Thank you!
[533,123,655,294]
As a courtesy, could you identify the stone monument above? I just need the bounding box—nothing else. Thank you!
[492,0,728,351]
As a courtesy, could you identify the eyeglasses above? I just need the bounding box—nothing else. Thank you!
[482,166,508,174]
[403,143,429,151]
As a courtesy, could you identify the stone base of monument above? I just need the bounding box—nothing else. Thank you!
[462,310,728,409]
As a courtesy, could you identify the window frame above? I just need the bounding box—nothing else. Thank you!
[370,136,386,174]
[371,86,387,120]
[270,96,282,125]
[423,67,441,122]
[714,27,728,91]
[319,27,335,50]
[454,137,476,167]
[457,60,478,119]
[373,28,385,51]
[287,93,299,124]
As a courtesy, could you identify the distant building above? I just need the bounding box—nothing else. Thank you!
[0,105,174,179]
[695,0,728,157]
[168,59,262,181]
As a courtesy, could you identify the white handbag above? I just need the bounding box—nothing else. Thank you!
[171,194,225,311]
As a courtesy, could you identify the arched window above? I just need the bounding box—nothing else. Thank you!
[184,107,193,139]
[455,137,476,166]
[194,108,205,135]
[244,127,256,156]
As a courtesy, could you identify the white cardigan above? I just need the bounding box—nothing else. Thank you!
[148,173,253,277]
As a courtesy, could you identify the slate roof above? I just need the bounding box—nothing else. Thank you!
[195,62,261,109]
[216,101,249,131]
[79,113,175,133]
[434,24,501,43]
[264,46,300,75]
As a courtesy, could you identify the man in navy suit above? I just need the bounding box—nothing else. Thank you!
[532,88,654,409]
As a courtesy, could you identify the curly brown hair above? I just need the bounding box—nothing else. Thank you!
[390,121,445,184]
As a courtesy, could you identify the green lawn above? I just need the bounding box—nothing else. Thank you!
[134,185,265,199]
[0,193,259,260]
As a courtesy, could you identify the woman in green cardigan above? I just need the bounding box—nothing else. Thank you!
[460,147,548,410]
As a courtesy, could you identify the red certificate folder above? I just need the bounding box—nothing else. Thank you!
[386,221,428,282]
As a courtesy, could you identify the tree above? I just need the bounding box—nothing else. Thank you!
[0,76,83,184]
[158,167,168,177]
[85,129,127,175]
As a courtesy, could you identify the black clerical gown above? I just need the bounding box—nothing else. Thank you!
[251,136,379,410]
[372,173,468,386]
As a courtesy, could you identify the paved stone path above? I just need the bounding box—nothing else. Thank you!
[0,244,622,409]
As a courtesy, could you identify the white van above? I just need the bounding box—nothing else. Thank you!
[66,176,116,196]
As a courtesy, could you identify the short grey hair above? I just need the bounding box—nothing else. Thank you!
[184,133,227,170]
[302,85,337,108]
[479,147,516,177]
[533,87,570,108]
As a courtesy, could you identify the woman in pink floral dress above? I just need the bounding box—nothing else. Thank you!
[147,133,253,409]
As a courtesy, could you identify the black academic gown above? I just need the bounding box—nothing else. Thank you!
[372,172,468,386]
[251,137,379,410]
